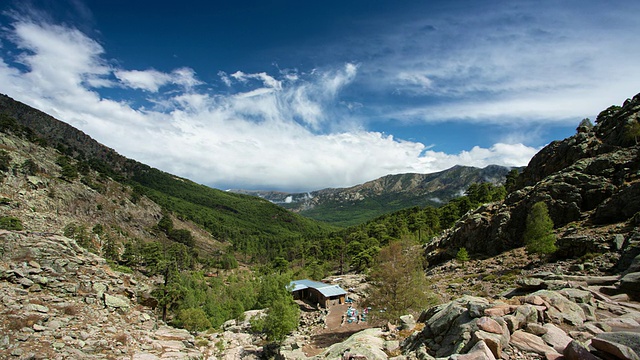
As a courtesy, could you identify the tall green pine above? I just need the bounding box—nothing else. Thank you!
[523,202,557,254]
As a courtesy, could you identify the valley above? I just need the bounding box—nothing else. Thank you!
[1,92,640,359]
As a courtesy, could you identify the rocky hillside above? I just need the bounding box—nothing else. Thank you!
[0,126,220,254]
[0,94,336,261]
[0,230,212,359]
[425,93,640,267]
[234,165,513,227]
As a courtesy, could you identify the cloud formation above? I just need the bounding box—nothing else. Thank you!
[4,4,633,192]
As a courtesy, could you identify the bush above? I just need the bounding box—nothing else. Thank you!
[0,150,11,172]
[176,308,212,333]
[0,216,23,230]
[523,202,557,255]
[456,247,469,263]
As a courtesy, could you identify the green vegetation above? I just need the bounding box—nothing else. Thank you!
[130,165,336,264]
[0,108,516,337]
[293,172,510,227]
[319,182,506,273]
[0,216,23,231]
[365,240,438,323]
[456,247,469,263]
[63,223,94,251]
[250,273,300,343]
[626,120,640,144]
[524,202,557,255]
[0,150,11,173]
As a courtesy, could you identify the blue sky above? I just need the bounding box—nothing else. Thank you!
[1,0,639,192]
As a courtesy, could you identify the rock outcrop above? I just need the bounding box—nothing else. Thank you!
[425,93,640,264]
[402,286,640,360]
[0,230,204,359]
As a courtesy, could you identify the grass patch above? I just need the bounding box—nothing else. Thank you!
[107,260,133,274]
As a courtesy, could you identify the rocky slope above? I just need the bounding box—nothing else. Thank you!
[2,92,640,360]
[234,165,513,226]
[0,230,205,359]
[425,93,640,267]
[0,128,221,253]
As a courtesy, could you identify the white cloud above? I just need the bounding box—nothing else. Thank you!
[115,69,172,92]
[0,16,559,192]
[231,71,282,90]
[396,71,432,92]
[114,67,202,92]
[354,2,640,124]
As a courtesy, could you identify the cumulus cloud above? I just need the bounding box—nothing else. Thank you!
[0,16,546,191]
[114,67,202,92]
[115,69,172,92]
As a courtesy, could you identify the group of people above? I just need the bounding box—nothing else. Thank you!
[342,304,369,325]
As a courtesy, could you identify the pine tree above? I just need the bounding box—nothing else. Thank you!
[365,240,437,323]
[523,202,557,254]
[456,247,469,263]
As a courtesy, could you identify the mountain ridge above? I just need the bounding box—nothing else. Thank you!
[0,94,336,259]
[232,164,515,226]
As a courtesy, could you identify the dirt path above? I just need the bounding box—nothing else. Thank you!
[302,303,375,356]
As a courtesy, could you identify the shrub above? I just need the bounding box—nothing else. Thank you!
[456,247,469,263]
[176,308,212,333]
[523,202,557,255]
[0,216,23,230]
[0,150,11,172]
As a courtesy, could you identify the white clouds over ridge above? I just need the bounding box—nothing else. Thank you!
[1,17,547,191]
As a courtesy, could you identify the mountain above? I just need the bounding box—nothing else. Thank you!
[425,93,640,267]
[0,94,336,260]
[3,91,640,360]
[232,165,515,227]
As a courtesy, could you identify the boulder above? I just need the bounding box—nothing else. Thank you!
[320,328,387,360]
[470,330,506,359]
[591,337,639,360]
[531,290,586,326]
[456,340,496,360]
[541,323,573,353]
[592,332,640,359]
[103,293,130,309]
[399,315,416,331]
[510,330,559,356]
[476,317,502,334]
[618,272,640,300]
[558,288,592,304]
[564,340,600,360]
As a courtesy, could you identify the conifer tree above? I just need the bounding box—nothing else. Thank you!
[523,202,557,254]
[365,240,437,323]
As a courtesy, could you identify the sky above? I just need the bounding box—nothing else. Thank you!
[0,1,639,192]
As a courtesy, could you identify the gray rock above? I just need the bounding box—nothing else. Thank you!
[594,332,640,359]
[399,315,416,331]
[25,304,49,313]
[558,288,592,304]
[516,277,546,290]
[103,293,130,309]
[619,272,640,300]
[93,282,107,298]
[531,290,586,326]
[591,337,639,360]
[613,234,626,250]
[564,340,600,360]
[320,328,387,360]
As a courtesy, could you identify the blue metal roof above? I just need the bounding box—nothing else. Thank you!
[289,279,347,298]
